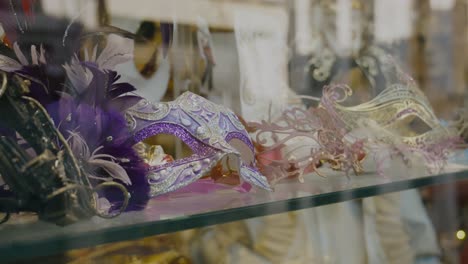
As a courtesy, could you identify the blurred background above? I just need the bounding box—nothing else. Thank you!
[3,0,467,263]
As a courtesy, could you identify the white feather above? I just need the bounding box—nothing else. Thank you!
[0,54,22,72]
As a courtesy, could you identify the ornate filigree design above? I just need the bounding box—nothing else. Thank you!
[250,55,460,182]
[320,57,461,174]
[126,92,271,196]
[248,105,366,184]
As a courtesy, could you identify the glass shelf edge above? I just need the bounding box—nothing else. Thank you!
[1,168,468,262]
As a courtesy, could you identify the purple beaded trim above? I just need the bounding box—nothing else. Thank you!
[126,92,271,196]
[133,122,214,156]
[225,131,255,152]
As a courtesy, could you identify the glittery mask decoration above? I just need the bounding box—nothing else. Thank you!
[249,53,461,182]
[126,92,271,196]
[320,57,460,173]
[248,104,366,184]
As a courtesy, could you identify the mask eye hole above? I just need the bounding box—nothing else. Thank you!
[227,138,254,166]
[134,134,194,166]
[389,115,432,137]
[208,153,241,186]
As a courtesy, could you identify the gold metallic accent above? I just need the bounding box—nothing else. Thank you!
[93,181,130,219]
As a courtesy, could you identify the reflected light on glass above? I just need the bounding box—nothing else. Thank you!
[456,230,466,240]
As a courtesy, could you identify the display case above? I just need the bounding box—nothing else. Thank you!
[0,0,467,263]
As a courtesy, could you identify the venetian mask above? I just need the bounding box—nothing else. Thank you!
[317,54,461,174]
[126,92,271,196]
[320,55,455,149]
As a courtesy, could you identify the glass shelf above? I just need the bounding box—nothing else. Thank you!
[2,161,468,262]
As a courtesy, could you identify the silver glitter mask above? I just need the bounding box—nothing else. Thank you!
[126,92,271,196]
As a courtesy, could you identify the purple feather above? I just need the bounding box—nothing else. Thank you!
[46,99,149,211]
[0,15,149,211]
[72,62,141,112]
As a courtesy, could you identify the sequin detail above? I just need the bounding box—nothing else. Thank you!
[126,92,271,196]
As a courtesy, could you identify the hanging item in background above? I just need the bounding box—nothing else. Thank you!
[136,22,173,78]
[291,0,372,101]
[115,21,173,103]
[305,46,391,105]
[171,19,216,99]
[374,0,413,44]
[91,0,174,103]
[234,6,289,121]
[196,17,215,97]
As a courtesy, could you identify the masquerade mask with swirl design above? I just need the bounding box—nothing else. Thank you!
[320,55,455,148]
[126,92,271,196]
[318,54,460,172]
